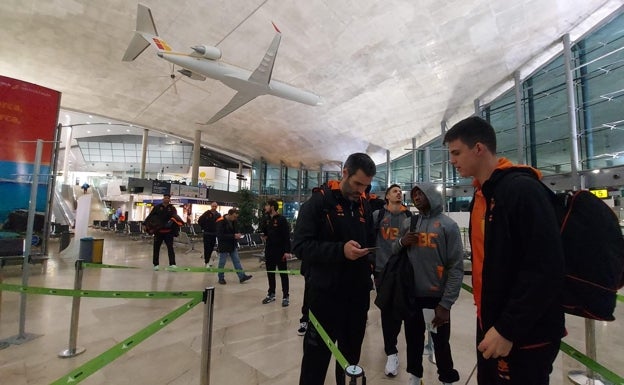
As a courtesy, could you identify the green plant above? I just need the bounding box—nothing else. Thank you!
[237,188,259,233]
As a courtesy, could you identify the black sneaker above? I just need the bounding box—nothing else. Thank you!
[218,279,227,285]
[282,297,289,307]
[239,275,252,283]
[262,294,276,304]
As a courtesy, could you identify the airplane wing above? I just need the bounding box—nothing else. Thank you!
[203,91,258,124]
[248,28,281,85]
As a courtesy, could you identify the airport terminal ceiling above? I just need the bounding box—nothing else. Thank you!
[1,0,622,169]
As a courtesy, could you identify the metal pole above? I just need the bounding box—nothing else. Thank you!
[563,34,582,190]
[441,121,447,212]
[19,140,42,338]
[0,273,8,350]
[200,287,216,385]
[59,259,86,357]
[514,71,525,164]
[140,128,148,179]
[568,319,605,385]
[386,150,391,187]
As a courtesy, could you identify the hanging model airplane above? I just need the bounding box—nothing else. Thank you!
[123,4,322,124]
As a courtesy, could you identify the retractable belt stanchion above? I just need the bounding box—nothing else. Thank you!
[568,319,606,385]
[308,311,367,385]
[200,286,215,385]
[58,259,86,358]
[346,365,365,385]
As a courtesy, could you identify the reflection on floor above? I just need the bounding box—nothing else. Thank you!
[0,231,622,384]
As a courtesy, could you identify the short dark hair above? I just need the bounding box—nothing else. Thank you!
[384,184,401,202]
[163,194,171,198]
[228,208,239,215]
[344,153,376,178]
[266,199,279,211]
[443,116,497,153]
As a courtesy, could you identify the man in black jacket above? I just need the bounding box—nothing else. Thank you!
[293,153,376,385]
[260,199,292,306]
[444,116,565,385]
[215,209,252,284]
[198,202,221,268]
[144,194,184,271]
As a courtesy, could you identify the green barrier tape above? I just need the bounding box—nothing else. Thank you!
[308,311,350,370]
[84,263,137,269]
[168,266,300,275]
[50,295,202,385]
[461,282,624,383]
[559,341,624,384]
[0,283,201,299]
[169,266,250,273]
[617,293,623,303]
[265,269,301,275]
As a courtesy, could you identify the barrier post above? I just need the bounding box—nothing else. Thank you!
[568,319,606,385]
[0,273,8,350]
[346,365,365,385]
[200,286,215,385]
[58,259,86,358]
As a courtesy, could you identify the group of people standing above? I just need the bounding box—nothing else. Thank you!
[293,117,565,385]
[144,116,565,385]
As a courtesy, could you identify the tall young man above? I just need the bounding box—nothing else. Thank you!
[293,153,376,385]
[198,202,221,268]
[144,194,183,271]
[260,199,291,307]
[444,116,565,384]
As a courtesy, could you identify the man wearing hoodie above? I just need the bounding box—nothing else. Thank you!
[392,182,463,385]
[443,116,565,385]
[372,183,412,377]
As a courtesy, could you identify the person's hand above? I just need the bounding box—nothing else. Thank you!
[343,240,370,261]
[432,305,450,328]
[477,327,513,359]
[282,253,291,261]
[400,232,419,247]
[235,233,243,239]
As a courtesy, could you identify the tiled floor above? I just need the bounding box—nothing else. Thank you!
[0,230,622,385]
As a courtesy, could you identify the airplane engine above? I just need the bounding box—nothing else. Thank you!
[191,45,222,60]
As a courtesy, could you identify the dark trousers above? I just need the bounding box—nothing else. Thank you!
[153,232,176,266]
[299,287,369,385]
[202,233,217,263]
[374,270,403,356]
[381,309,402,355]
[300,274,310,323]
[404,298,459,383]
[476,324,560,385]
[265,254,289,297]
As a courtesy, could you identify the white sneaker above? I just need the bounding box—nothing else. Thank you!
[384,353,399,376]
[297,322,307,336]
[205,263,211,268]
[408,374,422,385]
[153,265,159,271]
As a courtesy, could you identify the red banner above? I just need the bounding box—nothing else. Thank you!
[0,75,60,164]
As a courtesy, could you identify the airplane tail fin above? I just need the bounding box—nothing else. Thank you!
[122,4,171,61]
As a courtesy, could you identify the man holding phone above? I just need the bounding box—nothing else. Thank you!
[293,153,377,385]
